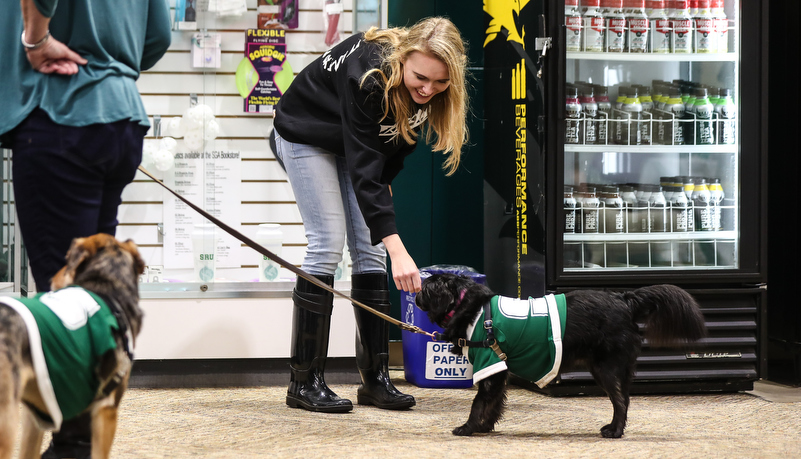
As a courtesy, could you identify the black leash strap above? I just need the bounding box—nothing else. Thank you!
[138,165,434,338]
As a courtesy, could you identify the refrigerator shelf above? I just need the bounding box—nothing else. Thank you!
[564,144,737,153]
[564,231,736,242]
[567,52,736,62]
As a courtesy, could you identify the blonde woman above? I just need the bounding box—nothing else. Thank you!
[273,17,469,413]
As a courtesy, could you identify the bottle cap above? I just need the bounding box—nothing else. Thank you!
[624,0,645,8]
[567,86,579,98]
[593,84,609,96]
[565,0,579,6]
[583,0,601,7]
[601,0,624,8]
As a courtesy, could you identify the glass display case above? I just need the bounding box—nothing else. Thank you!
[561,0,740,272]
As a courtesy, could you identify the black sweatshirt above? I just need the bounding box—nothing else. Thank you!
[274,33,428,246]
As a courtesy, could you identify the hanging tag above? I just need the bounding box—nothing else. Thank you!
[192,32,222,68]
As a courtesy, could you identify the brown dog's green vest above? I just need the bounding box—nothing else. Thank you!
[0,287,119,430]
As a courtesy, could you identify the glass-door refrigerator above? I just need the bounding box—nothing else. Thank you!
[483,0,768,394]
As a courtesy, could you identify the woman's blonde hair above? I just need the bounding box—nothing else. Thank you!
[361,17,468,176]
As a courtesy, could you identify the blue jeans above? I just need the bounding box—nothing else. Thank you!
[9,108,145,291]
[273,131,386,276]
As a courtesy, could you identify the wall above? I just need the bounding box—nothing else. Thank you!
[125,0,355,276]
[131,0,359,360]
[129,0,486,359]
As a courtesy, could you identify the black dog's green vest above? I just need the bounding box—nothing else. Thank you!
[464,294,567,388]
[0,287,119,430]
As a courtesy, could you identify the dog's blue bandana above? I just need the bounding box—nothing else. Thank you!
[464,294,567,388]
[0,287,119,431]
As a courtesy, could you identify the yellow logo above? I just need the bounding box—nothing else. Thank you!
[483,0,530,48]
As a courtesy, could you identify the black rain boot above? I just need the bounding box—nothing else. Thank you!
[286,274,353,413]
[352,272,416,410]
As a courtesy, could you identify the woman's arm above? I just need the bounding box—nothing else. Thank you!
[20,0,86,74]
[383,233,421,293]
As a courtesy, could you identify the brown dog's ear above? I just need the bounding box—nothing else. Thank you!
[50,237,93,290]
[122,239,146,275]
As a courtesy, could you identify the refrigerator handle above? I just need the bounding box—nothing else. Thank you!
[535,12,551,79]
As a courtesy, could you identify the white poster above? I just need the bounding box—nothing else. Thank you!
[163,142,242,269]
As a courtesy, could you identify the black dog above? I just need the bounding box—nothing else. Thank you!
[415,273,707,438]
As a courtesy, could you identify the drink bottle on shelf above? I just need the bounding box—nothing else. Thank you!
[682,85,697,144]
[715,87,736,144]
[693,0,716,53]
[648,0,671,53]
[619,184,638,233]
[622,86,645,145]
[614,85,628,110]
[564,185,578,234]
[566,85,583,144]
[708,177,724,230]
[566,0,583,52]
[637,85,653,144]
[671,0,693,53]
[594,84,612,144]
[692,177,714,231]
[693,87,715,145]
[649,185,668,232]
[712,0,728,53]
[635,184,652,232]
[581,185,601,233]
[681,176,695,230]
[670,183,693,265]
[579,85,599,144]
[583,0,606,51]
[625,0,650,53]
[669,185,690,232]
[603,186,626,233]
[605,0,627,52]
[660,176,675,201]
[664,87,686,145]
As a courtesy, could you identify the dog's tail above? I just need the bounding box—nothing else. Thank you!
[622,285,707,347]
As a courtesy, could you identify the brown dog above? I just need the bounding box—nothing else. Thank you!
[0,234,145,459]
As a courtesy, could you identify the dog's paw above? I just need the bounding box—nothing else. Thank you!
[452,424,475,436]
[600,423,624,438]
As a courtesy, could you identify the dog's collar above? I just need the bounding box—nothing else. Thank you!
[434,298,507,361]
[442,289,467,326]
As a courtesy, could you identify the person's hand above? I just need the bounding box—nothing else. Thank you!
[25,37,87,75]
[383,234,421,293]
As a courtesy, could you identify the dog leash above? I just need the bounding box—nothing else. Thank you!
[137,165,435,338]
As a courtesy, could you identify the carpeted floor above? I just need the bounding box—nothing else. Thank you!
[21,375,801,458]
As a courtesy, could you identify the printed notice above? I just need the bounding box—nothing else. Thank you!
[424,342,473,380]
[163,141,242,270]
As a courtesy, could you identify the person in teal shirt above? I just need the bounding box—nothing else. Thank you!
[0,1,171,457]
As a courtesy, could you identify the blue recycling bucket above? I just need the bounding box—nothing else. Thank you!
[401,265,486,388]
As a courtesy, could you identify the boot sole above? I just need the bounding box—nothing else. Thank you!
[286,395,353,413]
[357,394,416,410]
